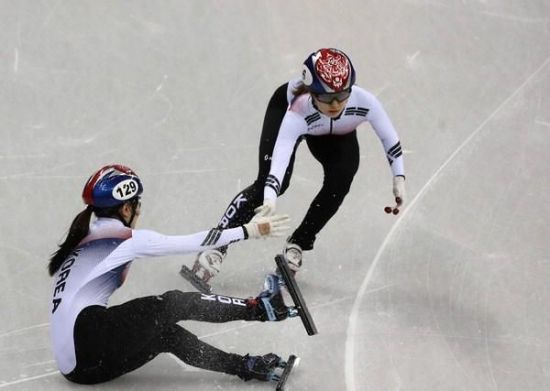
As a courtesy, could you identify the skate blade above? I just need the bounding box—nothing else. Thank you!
[275,355,299,391]
[179,265,212,294]
[275,255,318,336]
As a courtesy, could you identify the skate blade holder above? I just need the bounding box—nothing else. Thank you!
[179,265,213,294]
[275,254,318,336]
[274,354,300,391]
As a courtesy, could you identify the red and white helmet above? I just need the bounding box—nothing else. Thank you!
[301,48,356,94]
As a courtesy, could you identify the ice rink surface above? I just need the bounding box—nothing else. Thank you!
[1,1,549,390]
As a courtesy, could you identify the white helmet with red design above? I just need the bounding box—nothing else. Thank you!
[301,48,356,94]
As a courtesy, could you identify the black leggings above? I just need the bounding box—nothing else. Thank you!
[65,291,255,384]
[216,83,360,251]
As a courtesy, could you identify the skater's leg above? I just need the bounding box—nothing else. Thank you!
[216,82,293,233]
[120,324,284,380]
[184,84,299,288]
[165,324,246,376]
[215,183,263,232]
[185,181,264,288]
[216,82,291,232]
[256,83,291,179]
[66,303,165,384]
[289,131,360,251]
[66,291,265,383]
[109,324,285,380]
[106,288,285,325]
[257,83,303,196]
[110,290,260,324]
[183,180,264,291]
[68,312,245,383]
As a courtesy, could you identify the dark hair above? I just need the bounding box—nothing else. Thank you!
[48,206,93,276]
[291,82,310,98]
[48,198,140,276]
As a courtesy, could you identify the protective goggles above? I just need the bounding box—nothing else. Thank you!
[313,88,351,104]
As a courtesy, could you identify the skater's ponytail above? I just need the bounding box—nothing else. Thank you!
[48,206,93,276]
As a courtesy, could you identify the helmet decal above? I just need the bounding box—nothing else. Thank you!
[301,48,356,94]
[314,49,351,91]
[112,178,140,201]
[82,164,143,208]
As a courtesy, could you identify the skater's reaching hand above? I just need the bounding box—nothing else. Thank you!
[244,213,289,239]
[254,199,276,217]
[385,175,406,215]
[393,175,406,205]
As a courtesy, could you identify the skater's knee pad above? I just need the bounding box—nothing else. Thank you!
[160,289,185,303]
[156,290,197,324]
[158,290,188,313]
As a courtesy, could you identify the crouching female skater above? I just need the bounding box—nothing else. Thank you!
[48,164,292,385]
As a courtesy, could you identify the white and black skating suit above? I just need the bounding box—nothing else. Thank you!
[50,218,260,384]
[214,78,404,251]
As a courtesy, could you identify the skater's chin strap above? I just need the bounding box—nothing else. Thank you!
[95,198,140,228]
[120,197,141,227]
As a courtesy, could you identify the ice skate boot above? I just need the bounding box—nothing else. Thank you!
[239,353,300,390]
[239,353,283,381]
[179,249,225,294]
[246,274,297,321]
[283,242,302,273]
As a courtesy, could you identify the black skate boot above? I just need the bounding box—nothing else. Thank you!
[246,274,295,321]
[238,353,300,390]
[238,353,284,381]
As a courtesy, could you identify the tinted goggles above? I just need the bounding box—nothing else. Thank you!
[313,89,352,104]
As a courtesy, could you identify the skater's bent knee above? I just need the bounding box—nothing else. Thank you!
[159,290,186,303]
